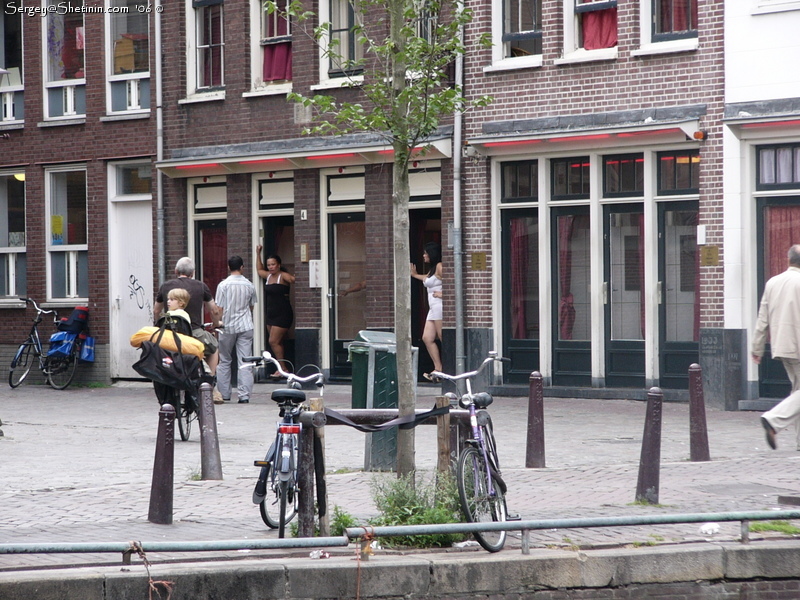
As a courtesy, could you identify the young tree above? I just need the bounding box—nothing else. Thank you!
[275,0,490,475]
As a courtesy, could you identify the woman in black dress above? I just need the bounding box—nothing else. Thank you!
[256,246,296,376]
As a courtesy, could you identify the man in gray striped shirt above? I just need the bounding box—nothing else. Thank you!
[215,256,258,404]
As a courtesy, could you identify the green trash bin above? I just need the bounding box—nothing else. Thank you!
[347,331,417,471]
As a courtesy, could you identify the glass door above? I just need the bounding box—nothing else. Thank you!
[658,201,699,388]
[757,198,800,398]
[502,208,539,383]
[551,206,591,386]
[328,213,366,379]
[603,204,645,388]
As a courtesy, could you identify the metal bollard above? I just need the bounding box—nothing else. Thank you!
[149,403,175,524]
[688,364,711,462]
[198,382,223,480]
[298,425,316,538]
[635,387,663,505]
[526,371,546,468]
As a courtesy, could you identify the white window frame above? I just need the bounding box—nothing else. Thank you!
[555,0,618,65]
[105,0,150,115]
[313,0,364,90]
[183,0,226,102]
[109,160,153,201]
[45,166,89,302]
[488,0,543,71]
[0,171,26,300]
[631,0,699,57]
[0,4,24,123]
[246,0,292,96]
[42,0,87,120]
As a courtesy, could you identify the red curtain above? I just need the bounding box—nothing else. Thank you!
[765,206,800,279]
[582,8,617,50]
[558,216,577,340]
[201,227,227,322]
[660,0,696,33]
[511,218,528,339]
[263,42,292,82]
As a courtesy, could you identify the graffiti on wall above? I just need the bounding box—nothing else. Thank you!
[128,274,152,316]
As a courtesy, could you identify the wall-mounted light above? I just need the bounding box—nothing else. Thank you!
[693,131,707,141]
[13,173,24,182]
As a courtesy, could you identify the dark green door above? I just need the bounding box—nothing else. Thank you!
[603,204,645,388]
[551,206,591,386]
[657,201,698,389]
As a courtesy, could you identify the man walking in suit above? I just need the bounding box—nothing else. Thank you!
[753,244,800,450]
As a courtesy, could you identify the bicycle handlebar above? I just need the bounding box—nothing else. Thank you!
[430,351,510,383]
[19,297,57,316]
[242,351,324,386]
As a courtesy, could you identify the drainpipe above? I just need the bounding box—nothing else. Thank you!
[155,0,165,285]
[452,15,465,375]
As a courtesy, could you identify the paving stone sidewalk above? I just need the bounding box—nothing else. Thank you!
[1,380,798,571]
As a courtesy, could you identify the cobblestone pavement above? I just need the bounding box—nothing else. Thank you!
[1,380,799,570]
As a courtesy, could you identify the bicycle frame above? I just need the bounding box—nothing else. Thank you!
[463,379,497,499]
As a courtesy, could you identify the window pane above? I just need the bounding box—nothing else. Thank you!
[50,171,87,246]
[0,175,25,247]
[117,163,152,195]
[760,148,775,185]
[329,0,363,75]
[658,150,699,194]
[604,154,643,196]
[504,0,542,56]
[509,215,539,340]
[556,213,590,340]
[2,1,23,80]
[197,4,223,87]
[46,0,85,81]
[110,0,149,75]
[50,251,68,297]
[655,0,697,35]
[502,161,537,201]
[77,250,89,297]
[664,209,698,342]
[552,157,590,199]
[609,211,644,341]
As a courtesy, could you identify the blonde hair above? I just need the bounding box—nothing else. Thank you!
[168,288,190,309]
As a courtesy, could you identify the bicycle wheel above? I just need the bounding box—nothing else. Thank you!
[45,346,79,390]
[9,342,35,388]
[176,390,193,442]
[278,478,291,538]
[260,476,298,530]
[457,445,508,552]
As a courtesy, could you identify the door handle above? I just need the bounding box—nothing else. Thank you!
[657,281,662,304]
[327,288,335,309]
[602,282,608,305]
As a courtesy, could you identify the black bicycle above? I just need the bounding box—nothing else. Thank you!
[246,351,324,538]
[433,352,514,552]
[9,297,84,390]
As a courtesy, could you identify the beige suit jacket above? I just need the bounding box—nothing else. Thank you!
[752,266,800,360]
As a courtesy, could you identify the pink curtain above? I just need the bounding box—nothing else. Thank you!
[263,42,292,81]
[660,0,696,33]
[582,8,617,50]
[558,216,577,340]
[511,218,528,339]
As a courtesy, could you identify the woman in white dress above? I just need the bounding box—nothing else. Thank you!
[410,241,443,382]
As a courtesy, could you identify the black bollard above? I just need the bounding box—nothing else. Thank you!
[149,403,175,524]
[688,364,711,462]
[197,382,223,480]
[635,387,663,505]
[526,371,546,468]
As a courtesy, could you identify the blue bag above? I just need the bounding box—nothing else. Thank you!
[48,332,77,357]
[79,336,95,362]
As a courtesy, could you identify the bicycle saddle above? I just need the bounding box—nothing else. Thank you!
[271,389,306,404]
[461,391,493,409]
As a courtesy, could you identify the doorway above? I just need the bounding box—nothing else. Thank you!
[258,216,296,370]
[657,201,699,388]
[409,208,441,379]
[603,203,645,388]
[328,213,366,379]
[550,206,591,386]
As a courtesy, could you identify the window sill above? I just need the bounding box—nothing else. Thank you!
[100,111,151,122]
[311,75,364,91]
[38,117,86,128]
[0,300,26,309]
[179,90,226,104]
[0,121,24,130]
[484,55,543,73]
[752,1,800,14]
[631,38,699,58]
[43,300,89,309]
[554,47,618,65]
[243,83,293,98]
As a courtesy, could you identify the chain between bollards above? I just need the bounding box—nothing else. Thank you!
[148,403,175,524]
[635,386,663,505]
[526,371,545,468]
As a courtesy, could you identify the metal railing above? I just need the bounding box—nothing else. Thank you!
[2,510,800,564]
